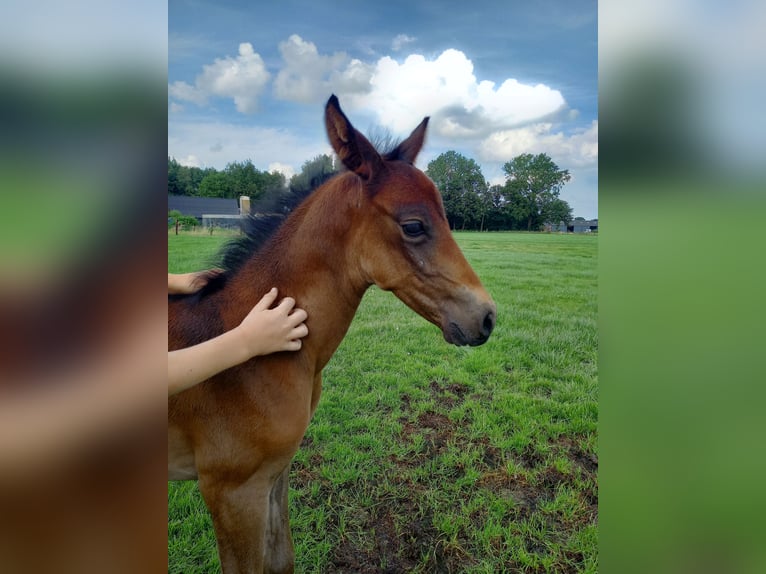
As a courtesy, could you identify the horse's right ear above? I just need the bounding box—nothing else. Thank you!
[325,95,381,180]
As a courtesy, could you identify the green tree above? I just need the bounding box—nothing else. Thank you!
[168,157,182,195]
[224,160,285,200]
[224,160,259,198]
[426,151,487,230]
[168,157,210,196]
[264,170,287,195]
[167,209,199,232]
[475,185,496,231]
[502,153,571,231]
[198,171,231,198]
[544,198,574,229]
[289,154,337,193]
[169,156,288,200]
[502,182,532,230]
[483,184,509,230]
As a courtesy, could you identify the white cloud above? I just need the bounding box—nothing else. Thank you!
[270,39,566,139]
[274,35,373,103]
[356,49,566,137]
[169,102,184,113]
[173,37,567,138]
[168,42,270,113]
[391,34,416,51]
[178,154,201,168]
[169,80,206,106]
[479,120,598,167]
[332,58,375,95]
[199,43,270,113]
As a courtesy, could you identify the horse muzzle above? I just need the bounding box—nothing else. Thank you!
[442,300,496,347]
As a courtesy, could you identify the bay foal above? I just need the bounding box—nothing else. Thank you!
[168,96,495,573]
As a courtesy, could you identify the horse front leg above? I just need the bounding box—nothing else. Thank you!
[198,471,273,574]
[264,465,294,574]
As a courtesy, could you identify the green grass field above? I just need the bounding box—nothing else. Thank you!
[168,231,598,573]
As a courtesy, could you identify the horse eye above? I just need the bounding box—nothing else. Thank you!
[402,221,425,237]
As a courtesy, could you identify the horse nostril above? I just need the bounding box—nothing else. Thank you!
[482,310,495,337]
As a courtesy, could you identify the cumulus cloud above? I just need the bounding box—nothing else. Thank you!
[274,35,373,103]
[356,49,567,137]
[168,80,206,106]
[267,39,567,138]
[174,36,568,136]
[479,120,598,167]
[391,34,416,51]
[266,38,582,171]
[168,42,270,113]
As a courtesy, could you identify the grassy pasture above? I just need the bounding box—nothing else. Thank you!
[168,231,598,573]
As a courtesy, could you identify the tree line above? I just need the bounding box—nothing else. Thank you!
[168,150,574,231]
[424,151,573,231]
[168,157,286,200]
[168,155,340,201]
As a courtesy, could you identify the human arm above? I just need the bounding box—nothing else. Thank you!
[168,288,308,395]
[168,270,222,294]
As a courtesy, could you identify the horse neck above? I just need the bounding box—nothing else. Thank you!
[226,175,368,371]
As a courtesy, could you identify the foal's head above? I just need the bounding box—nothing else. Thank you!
[326,95,495,346]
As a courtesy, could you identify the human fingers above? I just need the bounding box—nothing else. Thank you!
[275,296,296,314]
[202,267,223,281]
[253,288,279,311]
[189,268,223,291]
[290,323,309,340]
[283,339,302,352]
[188,272,208,290]
[169,273,199,294]
[288,308,308,326]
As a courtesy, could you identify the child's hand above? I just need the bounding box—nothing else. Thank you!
[236,288,309,356]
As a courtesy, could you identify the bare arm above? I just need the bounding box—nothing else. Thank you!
[168,270,222,294]
[168,288,308,395]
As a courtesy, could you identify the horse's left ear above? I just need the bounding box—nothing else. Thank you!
[386,117,429,164]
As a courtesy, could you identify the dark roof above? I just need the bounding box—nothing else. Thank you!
[570,219,598,226]
[168,195,239,218]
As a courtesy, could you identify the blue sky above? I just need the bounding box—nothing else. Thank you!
[169,0,598,218]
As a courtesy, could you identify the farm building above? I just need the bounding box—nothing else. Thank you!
[168,195,245,228]
[552,219,598,233]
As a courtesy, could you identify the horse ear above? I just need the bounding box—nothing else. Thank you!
[325,95,381,180]
[386,117,429,164]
